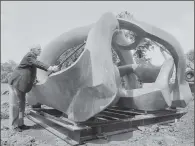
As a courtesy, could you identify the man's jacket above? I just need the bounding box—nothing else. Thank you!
[8,52,49,93]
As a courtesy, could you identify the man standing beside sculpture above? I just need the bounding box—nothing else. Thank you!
[8,45,59,132]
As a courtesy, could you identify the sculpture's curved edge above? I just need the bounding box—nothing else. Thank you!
[115,18,193,108]
[27,12,121,122]
[27,49,92,114]
[117,58,174,110]
[36,24,92,82]
[68,12,121,122]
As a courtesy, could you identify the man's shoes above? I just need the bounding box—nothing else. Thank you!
[32,104,41,110]
[19,125,31,130]
[32,103,41,109]
[12,127,22,132]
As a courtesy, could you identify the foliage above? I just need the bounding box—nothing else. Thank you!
[186,49,194,63]
[117,11,134,20]
[57,42,86,69]
[57,41,121,70]
[116,11,155,64]
[111,48,120,65]
[133,38,155,63]
[185,49,194,70]
[1,60,17,83]
[116,11,136,45]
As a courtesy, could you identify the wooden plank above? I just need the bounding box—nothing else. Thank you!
[103,110,131,118]
[26,108,187,146]
[27,113,80,146]
[32,110,89,131]
[95,117,109,121]
[97,114,120,120]
[106,108,145,115]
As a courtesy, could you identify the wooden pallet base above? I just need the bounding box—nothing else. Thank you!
[26,106,186,145]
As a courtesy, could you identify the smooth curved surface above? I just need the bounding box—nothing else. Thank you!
[27,12,192,122]
[36,25,92,82]
[27,12,120,122]
[113,18,192,109]
[118,63,161,83]
[117,58,174,110]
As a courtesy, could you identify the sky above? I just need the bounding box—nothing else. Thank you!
[1,1,194,65]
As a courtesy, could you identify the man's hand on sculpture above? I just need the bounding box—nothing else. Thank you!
[52,65,60,72]
[48,65,60,72]
[33,79,39,85]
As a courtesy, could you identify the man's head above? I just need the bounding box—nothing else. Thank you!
[30,44,42,56]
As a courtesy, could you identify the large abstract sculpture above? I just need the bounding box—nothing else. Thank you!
[27,12,193,122]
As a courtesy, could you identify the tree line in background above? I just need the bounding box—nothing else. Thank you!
[1,11,194,83]
[1,60,17,83]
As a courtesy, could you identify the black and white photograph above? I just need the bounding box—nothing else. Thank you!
[1,1,194,146]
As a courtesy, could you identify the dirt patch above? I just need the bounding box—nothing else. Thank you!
[1,102,9,119]
[1,128,49,146]
[123,99,194,146]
